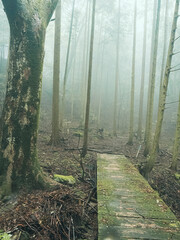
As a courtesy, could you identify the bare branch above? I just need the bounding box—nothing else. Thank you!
[172,51,180,55]
[170,68,180,72]
[166,100,179,105]
[174,35,180,41]
[170,63,180,69]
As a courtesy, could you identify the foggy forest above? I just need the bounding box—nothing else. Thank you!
[0,0,180,239]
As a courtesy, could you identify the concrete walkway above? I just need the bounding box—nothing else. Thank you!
[97,154,180,240]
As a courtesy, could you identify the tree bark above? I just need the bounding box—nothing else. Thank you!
[113,0,121,137]
[144,0,161,156]
[159,0,169,93]
[137,0,148,140]
[127,0,137,145]
[81,0,96,158]
[97,44,105,128]
[0,0,58,196]
[143,0,179,178]
[51,0,61,145]
[81,1,90,125]
[171,94,180,171]
[60,0,75,128]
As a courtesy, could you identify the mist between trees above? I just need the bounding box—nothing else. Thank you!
[0,0,180,176]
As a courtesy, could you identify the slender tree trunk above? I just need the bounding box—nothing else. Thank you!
[81,0,96,158]
[144,0,161,156]
[143,0,179,178]
[51,0,61,145]
[60,0,75,128]
[97,44,105,128]
[71,28,77,121]
[81,0,90,124]
[0,0,58,196]
[144,0,157,147]
[171,94,180,171]
[159,0,169,92]
[128,0,137,145]
[113,0,121,136]
[137,0,148,140]
[82,3,92,125]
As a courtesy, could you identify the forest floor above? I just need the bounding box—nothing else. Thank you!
[0,122,180,240]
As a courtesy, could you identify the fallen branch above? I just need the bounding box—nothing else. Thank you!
[65,147,113,154]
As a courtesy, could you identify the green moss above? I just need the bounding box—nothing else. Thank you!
[170,222,180,228]
[73,131,83,137]
[97,154,180,231]
[0,232,11,240]
[175,173,180,180]
[53,174,76,185]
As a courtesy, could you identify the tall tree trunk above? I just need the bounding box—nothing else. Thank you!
[143,0,179,178]
[51,0,61,145]
[0,0,58,196]
[159,0,169,92]
[144,0,161,156]
[113,0,121,137]
[171,94,180,171]
[97,44,105,128]
[60,0,75,128]
[137,0,148,140]
[127,0,137,145]
[81,0,90,124]
[81,0,96,158]
[71,25,77,121]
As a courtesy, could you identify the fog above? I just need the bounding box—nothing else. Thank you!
[0,0,180,139]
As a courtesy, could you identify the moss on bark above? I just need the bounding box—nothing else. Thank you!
[0,0,58,197]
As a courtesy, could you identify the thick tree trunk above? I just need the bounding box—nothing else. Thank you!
[51,0,61,145]
[0,0,58,196]
[143,0,179,178]
[127,0,137,145]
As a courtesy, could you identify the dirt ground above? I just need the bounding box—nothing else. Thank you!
[0,122,180,239]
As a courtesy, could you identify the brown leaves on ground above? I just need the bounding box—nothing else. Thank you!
[0,186,97,240]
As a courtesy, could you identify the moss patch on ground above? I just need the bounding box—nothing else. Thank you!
[53,174,76,185]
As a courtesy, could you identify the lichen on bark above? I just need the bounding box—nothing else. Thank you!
[0,0,59,197]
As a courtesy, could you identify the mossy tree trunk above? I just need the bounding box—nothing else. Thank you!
[137,0,147,140]
[81,0,96,158]
[143,0,179,178]
[144,0,161,156]
[51,0,61,145]
[172,94,180,171]
[127,0,137,145]
[0,0,58,196]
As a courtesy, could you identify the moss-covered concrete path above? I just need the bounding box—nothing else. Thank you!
[97,154,180,240]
